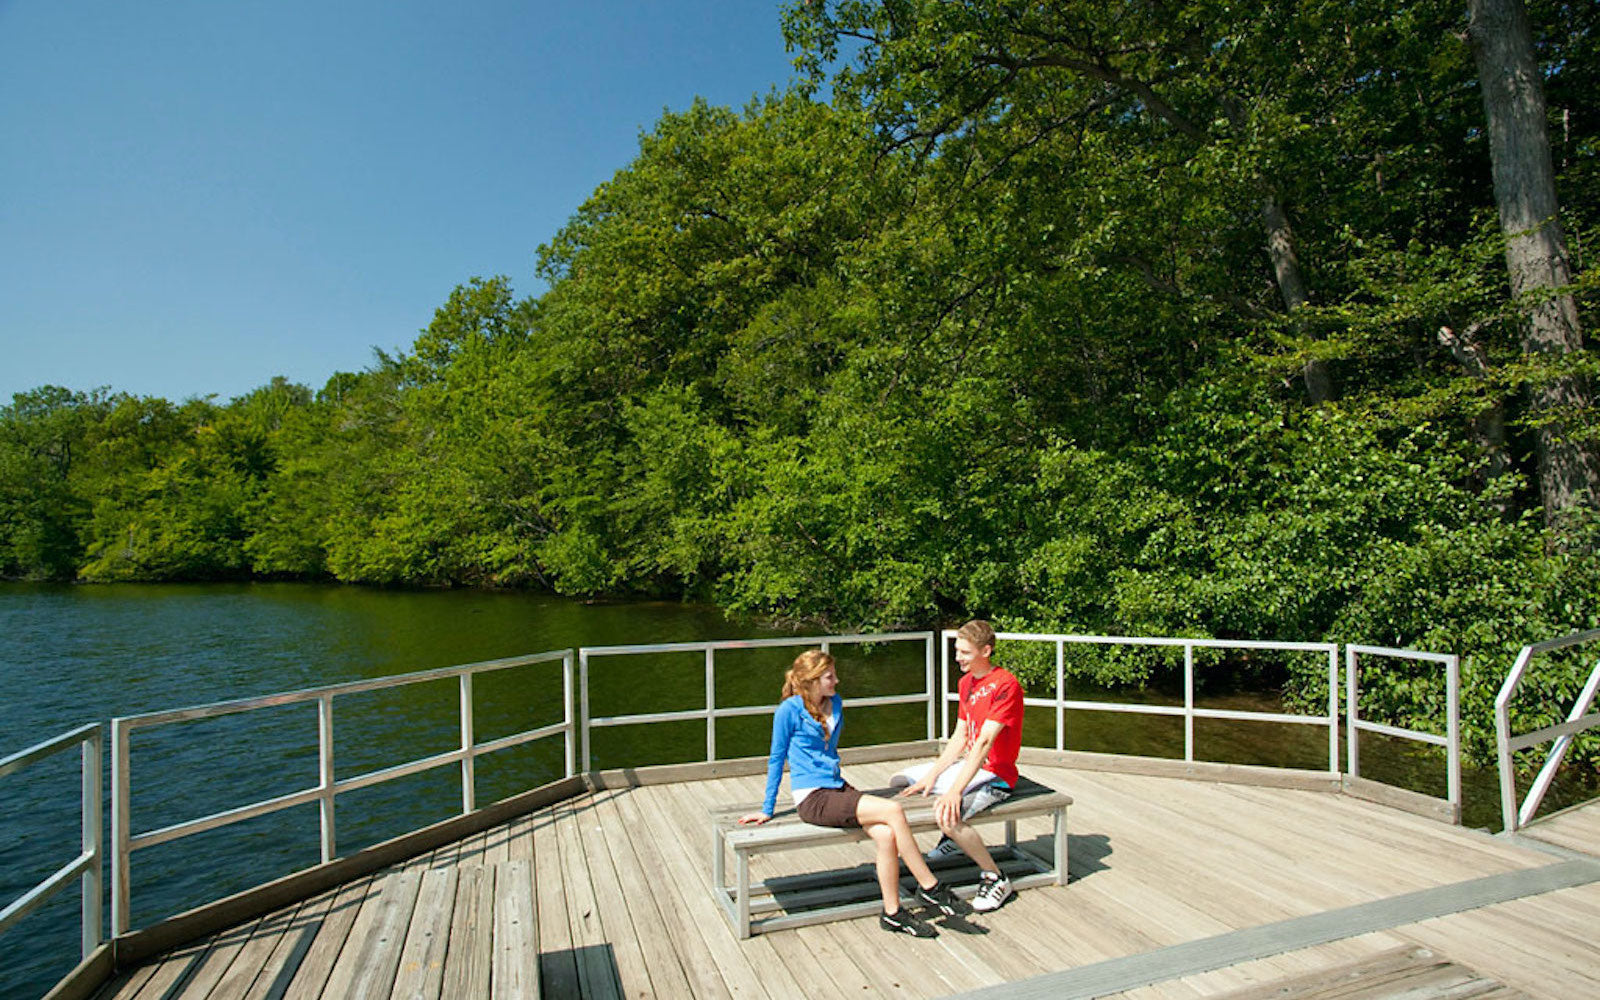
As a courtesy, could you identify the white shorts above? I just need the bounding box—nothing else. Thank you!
[889,762,1011,819]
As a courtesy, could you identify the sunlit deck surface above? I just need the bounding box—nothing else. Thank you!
[91,758,1599,1000]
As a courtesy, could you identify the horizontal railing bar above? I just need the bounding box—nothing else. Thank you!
[0,851,95,935]
[1018,697,1329,726]
[131,786,324,851]
[583,631,928,657]
[1019,698,1186,718]
[589,709,705,729]
[1193,708,1330,725]
[1345,644,1458,664]
[1353,719,1449,746]
[471,722,569,757]
[334,748,465,796]
[837,694,927,709]
[116,650,573,730]
[1508,712,1600,753]
[1521,628,1600,658]
[590,693,928,730]
[0,723,101,779]
[987,632,1338,653]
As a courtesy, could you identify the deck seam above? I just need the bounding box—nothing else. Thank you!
[943,858,1600,1000]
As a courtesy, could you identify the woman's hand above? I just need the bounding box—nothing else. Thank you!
[897,778,932,798]
[737,812,771,825]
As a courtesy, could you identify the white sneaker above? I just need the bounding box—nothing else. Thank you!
[924,836,963,862]
[971,872,1012,913]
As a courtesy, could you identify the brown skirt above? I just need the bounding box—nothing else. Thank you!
[795,783,863,828]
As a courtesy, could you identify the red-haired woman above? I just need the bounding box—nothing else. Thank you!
[739,649,965,936]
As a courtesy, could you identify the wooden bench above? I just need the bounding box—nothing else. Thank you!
[710,777,1071,938]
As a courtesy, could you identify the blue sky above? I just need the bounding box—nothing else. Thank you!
[0,0,802,404]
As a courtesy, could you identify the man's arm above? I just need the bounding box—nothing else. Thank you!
[933,719,1005,828]
[899,718,971,797]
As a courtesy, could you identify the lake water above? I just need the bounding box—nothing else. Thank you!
[0,582,1586,999]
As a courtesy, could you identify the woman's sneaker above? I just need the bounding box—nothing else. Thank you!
[880,908,937,937]
[915,881,971,916]
[971,871,1012,912]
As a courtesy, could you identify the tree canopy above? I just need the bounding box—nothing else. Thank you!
[4,2,1597,765]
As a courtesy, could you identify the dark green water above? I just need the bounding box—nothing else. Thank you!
[1,582,1591,999]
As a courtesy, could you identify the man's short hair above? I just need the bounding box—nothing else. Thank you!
[956,619,996,652]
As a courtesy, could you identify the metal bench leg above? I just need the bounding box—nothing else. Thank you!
[1054,808,1069,885]
[736,850,752,939]
[1005,818,1016,851]
[713,825,726,892]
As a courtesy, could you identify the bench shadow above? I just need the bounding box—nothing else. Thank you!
[540,943,621,998]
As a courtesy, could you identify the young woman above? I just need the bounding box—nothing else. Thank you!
[738,649,965,936]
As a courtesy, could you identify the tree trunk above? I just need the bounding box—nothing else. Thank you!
[1468,0,1598,525]
[1262,193,1334,403]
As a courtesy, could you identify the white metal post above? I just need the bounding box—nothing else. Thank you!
[1326,647,1340,774]
[81,726,103,957]
[1055,640,1065,752]
[110,719,130,937]
[563,651,575,778]
[706,647,717,762]
[460,673,475,814]
[1183,644,1195,762]
[1446,655,1461,817]
[925,634,936,740]
[580,650,592,773]
[1345,648,1360,778]
[318,694,336,863]
[940,632,950,737]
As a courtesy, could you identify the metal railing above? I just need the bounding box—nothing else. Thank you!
[110,649,574,935]
[1495,628,1600,832]
[5,626,1471,960]
[0,723,103,962]
[1346,645,1462,820]
[954,632,1342,772]
[579,631,936,772]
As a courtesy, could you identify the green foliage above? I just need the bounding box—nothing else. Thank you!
[7,3,1599,767]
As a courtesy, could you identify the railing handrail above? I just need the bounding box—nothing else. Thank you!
[0,722,103,965]
[110,648,577,936]
[1346,645,1462,821]
[114,648,574,731]
[946,631,1342,772]
[1495,629,1600,832]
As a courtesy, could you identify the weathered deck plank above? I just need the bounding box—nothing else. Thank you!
[389,866,456,1000]
[490,859,538,1000]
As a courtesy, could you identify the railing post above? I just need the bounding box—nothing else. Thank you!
[1326,646,1340,774]
[939,632,950,738]
[1055,640,1065,752]
[460,673,475,814]
[925,634,936,741]
[563,651,575,778]
[81,725,103,958]
[1183,644,1195,762]
[1446,654,1461,818]
[110,719,130,938]
[580,650,592,773]
[1345,647,1360,779]
[318,695,336,863]
[705,647,717,762]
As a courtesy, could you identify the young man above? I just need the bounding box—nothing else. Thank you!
[892,619,1024,912]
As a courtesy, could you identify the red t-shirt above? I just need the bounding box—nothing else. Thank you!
[957,665,1024,786]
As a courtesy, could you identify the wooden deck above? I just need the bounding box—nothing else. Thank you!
[89,761,1599,1000]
